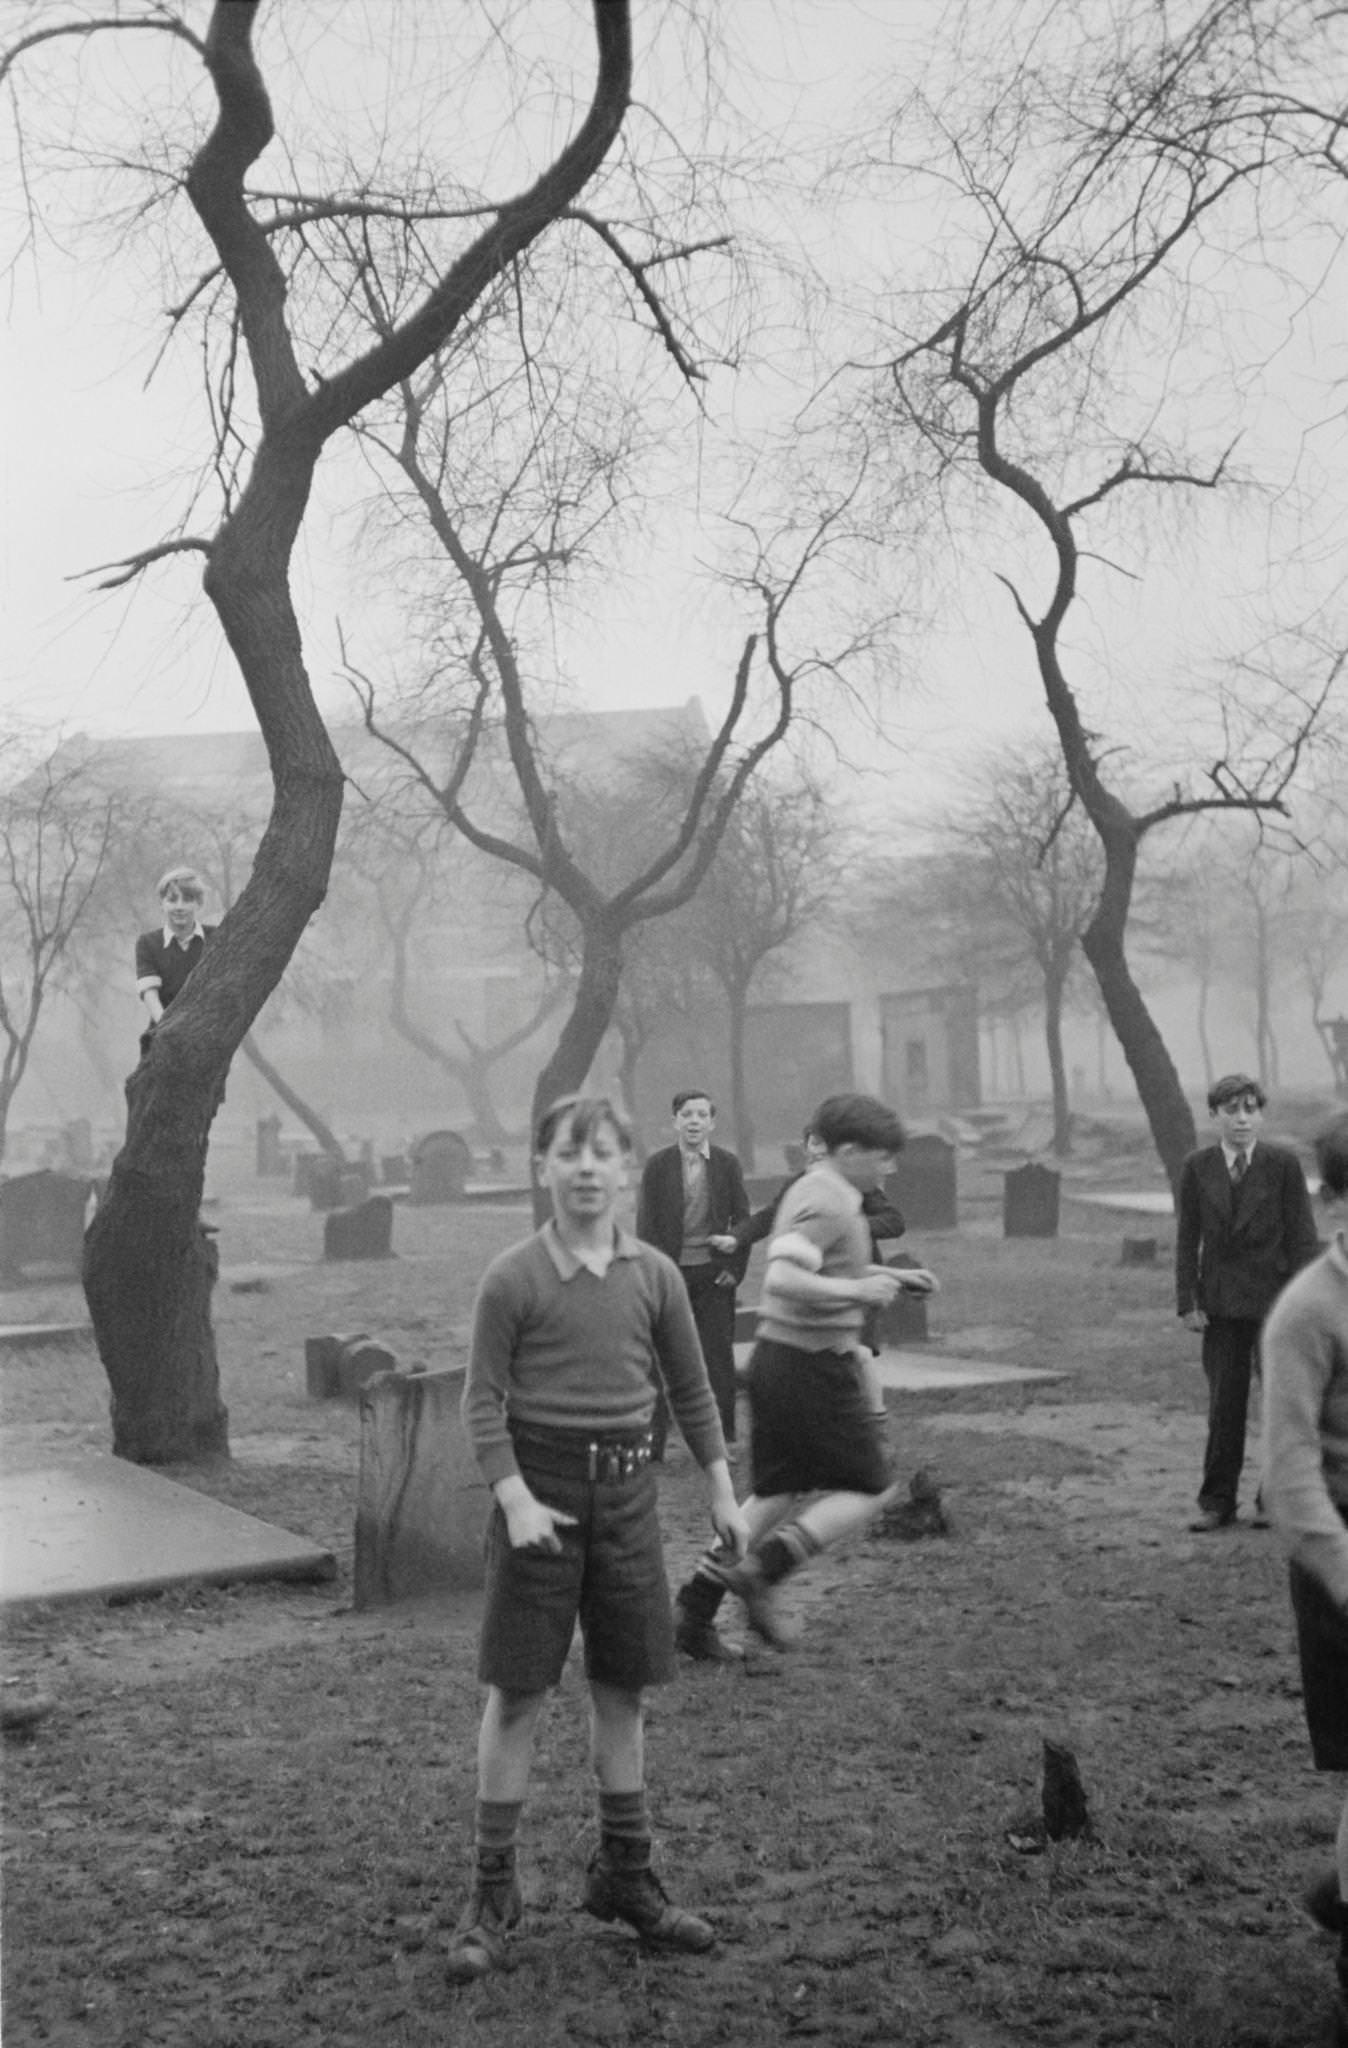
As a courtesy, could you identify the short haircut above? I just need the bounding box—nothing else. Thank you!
[156,865,204,902]
[811,1092,906,1155]
[533,1093,632,1157]
[1207,1072,1266,1113]
[672,1089,714,1115]
[1314,1112,1348,1201]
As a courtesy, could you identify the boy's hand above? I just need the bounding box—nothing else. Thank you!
[1182,1308,1207,1333]
[707,1233,738,1254]
[502,1492,578,1553]
[853,1268,905,1307]
[892,1266,939,1296]
[710,1496,750,1561]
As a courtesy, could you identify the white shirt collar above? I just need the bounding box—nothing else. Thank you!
[1221,1140,1255,1170]
[162,919,205,948]
[679,1141,711,1166]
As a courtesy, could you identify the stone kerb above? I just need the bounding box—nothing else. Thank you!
[354,1366,489,1608]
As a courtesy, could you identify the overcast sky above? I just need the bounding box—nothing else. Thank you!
[2,0,1344,815]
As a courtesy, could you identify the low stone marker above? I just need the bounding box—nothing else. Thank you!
[872,1251,930,1344]
[1003,1162,1061,1238]
[305,1332,399,1400]
[323,1195,394,1262]
[408,1128,472,1205]
[1120,1235,1158,1266]
[0,1171,94,1286]
[354,1365,490,1606]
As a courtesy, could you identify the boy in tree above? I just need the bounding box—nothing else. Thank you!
[134,866,215,1051]
[675,1092,937,1660]
[447,1094,748,1983]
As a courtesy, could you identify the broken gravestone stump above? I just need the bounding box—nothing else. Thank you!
[874,1466,949,1540]
[323,1195,394,1262]
[305,1333,399,1401]
[1005,1738,1094,1853]
[354,1365,490,1606]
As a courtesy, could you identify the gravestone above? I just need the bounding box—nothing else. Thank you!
[872,1251,930,1345]
[1121,1235,1158,1266]
[381,1153,410,1187]
[887,1134,957,1231]
[255,1115,284,1177]
[64,1119,94,1171]
[323,1195,394,1262]
[0,1171,94,1286]
[305,1332,400,1400]
[355,1365,491,1605]
[1003,1163,1061,1238]
[409,1128,472,1205]
[306,1155,344,1212]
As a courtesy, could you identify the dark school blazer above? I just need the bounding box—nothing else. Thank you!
[1175,1140,1320,1321]
[635,1143,752,1288]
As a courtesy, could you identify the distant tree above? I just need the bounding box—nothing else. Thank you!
[940,747,1102,1155]
[663,767,845,1167]
[0,735,121,1164]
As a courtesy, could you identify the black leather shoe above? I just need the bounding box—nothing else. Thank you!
[583,1850,714,1952]
[1188,1508,1236,1533]
[1306,1869,1348,1933]
[446,1852,522,1983]
[674,1614,743,1663]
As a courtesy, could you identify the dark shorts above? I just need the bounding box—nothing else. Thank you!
[478,1430,675,1696]
[746,1338,889,1498]
[1289,1555,1348,1771]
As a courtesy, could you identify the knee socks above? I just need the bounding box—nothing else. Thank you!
[474,1797,523,1872]
[754,1521,822,1585]
[598,1787,651,1866]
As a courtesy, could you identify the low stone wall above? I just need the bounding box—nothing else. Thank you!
[353,1366,491,1608]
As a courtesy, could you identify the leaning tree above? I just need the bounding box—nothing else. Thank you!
[2,0,651,1462]
[850,0,1347,1184]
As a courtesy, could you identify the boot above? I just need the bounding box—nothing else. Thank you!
[583,1840,714,1952]
[714,1552,802,1651]
[445,1848,522,1983]
[674,1580,742,1664]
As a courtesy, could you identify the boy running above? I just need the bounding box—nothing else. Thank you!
[447,1094,748,1983]
[675,1092,936,1660]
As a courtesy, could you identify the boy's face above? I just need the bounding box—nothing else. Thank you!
[673,1097,714,1150]
[161,884,201,935]
[1213,1093,1263,1149]
[537,1113,629,1225]
[831,1141,896,1192]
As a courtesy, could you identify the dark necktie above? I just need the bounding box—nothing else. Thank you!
[1231,1152,1246,1185]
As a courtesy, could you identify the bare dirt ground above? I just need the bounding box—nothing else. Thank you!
[2,1148,1345,2047]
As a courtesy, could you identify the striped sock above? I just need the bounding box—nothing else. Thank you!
[755,1522,821,1584]
[474,1798,524,1855]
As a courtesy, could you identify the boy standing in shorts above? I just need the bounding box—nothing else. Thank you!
[674,1092,937,1659]
[447,1094,748,1984]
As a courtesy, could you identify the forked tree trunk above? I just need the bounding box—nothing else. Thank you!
[1081,826,1196,1189]
[529,919,625,1221]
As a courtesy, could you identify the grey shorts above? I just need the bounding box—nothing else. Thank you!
[746,1339,889,1498]
[477,1430,675,1696]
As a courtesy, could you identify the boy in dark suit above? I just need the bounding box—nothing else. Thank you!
[1176,1072,1319,1532]
[635,1090,750,1453]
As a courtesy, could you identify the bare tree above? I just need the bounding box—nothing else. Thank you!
[0,735,121,1163]
[867,1,1346,1184]
[936,746,1101,1155]
[4,1,641,1461]
[661,767,845,1167]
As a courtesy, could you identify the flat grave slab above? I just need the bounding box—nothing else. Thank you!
[1067,1190,1174,1215]
[0,1322,91,1349]
[0,1456,335,1610]
[732,1341,1061,1393]
[870,1351,1064,1393]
